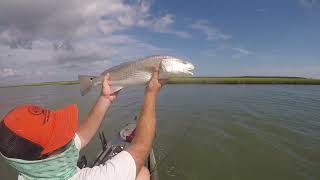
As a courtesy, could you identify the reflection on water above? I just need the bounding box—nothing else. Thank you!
[0,85,320,180]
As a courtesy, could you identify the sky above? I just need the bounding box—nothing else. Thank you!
[0,0,319,85]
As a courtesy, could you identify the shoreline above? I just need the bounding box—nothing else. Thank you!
[167,77,320,85]
[1,77,320,88]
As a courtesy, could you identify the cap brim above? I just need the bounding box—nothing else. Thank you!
[41,104,78,155]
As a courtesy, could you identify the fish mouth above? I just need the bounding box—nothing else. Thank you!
[186,64,194,75]
[185,69,194,75]
[188,64,195,75]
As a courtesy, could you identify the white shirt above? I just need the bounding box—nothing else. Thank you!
[19,134,136,180]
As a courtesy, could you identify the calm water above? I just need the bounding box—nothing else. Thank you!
[0,85,319,180]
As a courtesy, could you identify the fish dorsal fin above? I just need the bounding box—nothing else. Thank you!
[101,61,134,75]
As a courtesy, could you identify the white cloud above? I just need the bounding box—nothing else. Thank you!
[139,14,191,38]
[0,0,189,47]
[201,45,227,57]
[0,0,153,45]
[255,9,266,13]
[0,33,170,85]
[202,46,252,59]
[0,68,17,77]
[0,0,183,85]
[299,0,317,8]
[191,20,231,41]
[231,48,252,59]
[152,14,174,31]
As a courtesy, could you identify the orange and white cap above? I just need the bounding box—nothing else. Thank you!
[1,104,78,157]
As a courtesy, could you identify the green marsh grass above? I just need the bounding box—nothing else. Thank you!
[1,77,320,88]
[168,77,320,85]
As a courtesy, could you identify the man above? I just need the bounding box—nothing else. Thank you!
[0,67,163,180]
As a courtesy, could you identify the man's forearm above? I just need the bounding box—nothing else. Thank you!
[135,92,157,149]
[77,96,111,148]
[127,92,157,174]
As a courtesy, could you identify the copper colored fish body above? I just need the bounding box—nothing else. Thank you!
[79,55,194,96]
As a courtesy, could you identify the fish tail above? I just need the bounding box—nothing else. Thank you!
[78,75,98,96]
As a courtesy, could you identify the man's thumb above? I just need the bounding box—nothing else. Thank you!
[152,67,159,79]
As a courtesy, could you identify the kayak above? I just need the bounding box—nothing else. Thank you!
[77,117,158,180]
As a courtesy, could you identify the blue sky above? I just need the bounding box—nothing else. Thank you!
[0,0,319,85]
[141,0,320,77]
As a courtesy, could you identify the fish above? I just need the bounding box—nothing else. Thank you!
[79,55,195,96]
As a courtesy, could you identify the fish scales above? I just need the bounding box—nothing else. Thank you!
[79,55,194,96]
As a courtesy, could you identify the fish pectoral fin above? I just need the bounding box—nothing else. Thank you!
[110,86,123,94]
[159,72,170,79]
[158,62,170,79]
